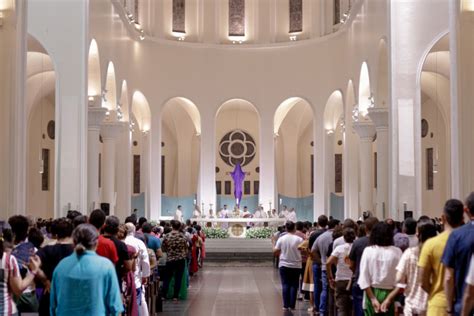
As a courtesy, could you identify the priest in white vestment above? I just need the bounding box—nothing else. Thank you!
[174,205,184,222]
[286,208,297,223]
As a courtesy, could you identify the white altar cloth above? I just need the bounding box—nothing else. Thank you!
[196,218,285,238]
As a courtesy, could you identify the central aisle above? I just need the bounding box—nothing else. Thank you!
[163,266,312,316]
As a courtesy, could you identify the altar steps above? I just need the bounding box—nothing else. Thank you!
[204,238,274,263]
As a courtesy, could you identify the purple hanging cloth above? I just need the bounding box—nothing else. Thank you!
[230,163,245,206]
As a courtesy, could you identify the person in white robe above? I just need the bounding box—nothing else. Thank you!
[286,208,297,223]
[279,205,289,219]
[174,205,184,222]
[220,205,229,229]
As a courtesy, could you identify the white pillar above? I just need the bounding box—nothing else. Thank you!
[449,0,461,200]
[87,105,106,213]
[324,131,335,215]
[115,125,132,220]
[259,113,276,212]
[368,108,389,219]
[28,0,89,217]
[353,121,376,214]
[150,110,161,219]
[200,0,218,43]
[314,112,326,218]
[343,123,360,220]
[100,122,124,215]
[142,132,151,218]
[198,109,216,216]
[0,0,27,217]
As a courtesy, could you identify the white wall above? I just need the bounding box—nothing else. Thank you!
[216,105,259,195]
[28,0,89,217]
[161,100,200,197]
[421,97,448,217]
[26,96,55,219]
[88,0,389,218]
[390,0,449,218]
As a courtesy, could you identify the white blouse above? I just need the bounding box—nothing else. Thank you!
[357,245,402,290]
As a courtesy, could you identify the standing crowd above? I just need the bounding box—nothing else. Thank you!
[0,209,206,315]
[273,192,474,316]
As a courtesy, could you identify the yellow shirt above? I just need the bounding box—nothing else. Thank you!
[418,231,450,308]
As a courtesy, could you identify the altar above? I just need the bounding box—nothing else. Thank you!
[196,218,286,238]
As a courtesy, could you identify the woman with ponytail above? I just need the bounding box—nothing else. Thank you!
[50,224,124,316]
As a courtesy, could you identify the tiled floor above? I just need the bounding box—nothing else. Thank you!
[162,266,312,316]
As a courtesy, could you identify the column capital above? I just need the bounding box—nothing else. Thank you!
[368,107,389,131]
[353,120,376,141]
[100,121,127,141]
[88,95,102,107]
[88,107,107,130]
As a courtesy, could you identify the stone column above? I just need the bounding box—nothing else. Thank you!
[141,132,151,218]
[259,112,276,213]
[368,107,389,219]
[198,108,216,216]
[0,0,27,216]
[324,131,335,215]
[87,104,107,213]
[353,120,376,214]
[29,0,89,217]
[100,122,124,215]
[115,125,132,220]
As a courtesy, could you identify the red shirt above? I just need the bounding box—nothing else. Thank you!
[96,235,119,264]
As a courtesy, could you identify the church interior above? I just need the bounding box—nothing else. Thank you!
[3,0,472,223]
[1,0,474,314]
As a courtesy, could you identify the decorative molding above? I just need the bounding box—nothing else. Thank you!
[367,107,389,130]
[88,107,107,130]
[100,121,127,141]
[352,120,376,141]
[219,129,256,167]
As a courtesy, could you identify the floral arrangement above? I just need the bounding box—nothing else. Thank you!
[246,227,276,239]
[202,227,230,239]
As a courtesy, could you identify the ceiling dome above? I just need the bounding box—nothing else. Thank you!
[117,0,354,46]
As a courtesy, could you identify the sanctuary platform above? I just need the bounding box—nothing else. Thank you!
[205,238,274,263]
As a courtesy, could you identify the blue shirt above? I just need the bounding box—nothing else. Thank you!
[441,220,474,314]
[50,250,124,316]
[145,233,162,252]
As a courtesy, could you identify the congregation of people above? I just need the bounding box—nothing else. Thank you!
[0,209,206,316]
[273,193,474,316]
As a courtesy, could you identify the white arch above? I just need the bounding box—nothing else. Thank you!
[103,61,117,111]
[376,39,389,108]
[88,39,101,97]
[131,91,151,132]
[274,97,300,135]
[216,98,259,118]
[323,91,344,131]
[162,97,201,135]
[26,52,54,78]
[346,80,356,110]
[119,80,130,122]
[358,62,371,116]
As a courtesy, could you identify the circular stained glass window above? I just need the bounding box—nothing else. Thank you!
[47,120,55,140]
[219,129,256,167]
[421,119,429,138]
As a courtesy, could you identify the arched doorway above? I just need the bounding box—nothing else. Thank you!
[26,35,56,219]
[160,97,201,219]
[131,91,151,218]
[274,98,314,221]
[419,33,451,217]
[215,99,259,214]
[323,91,344,220]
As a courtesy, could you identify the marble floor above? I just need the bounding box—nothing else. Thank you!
[162,266,312,316]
